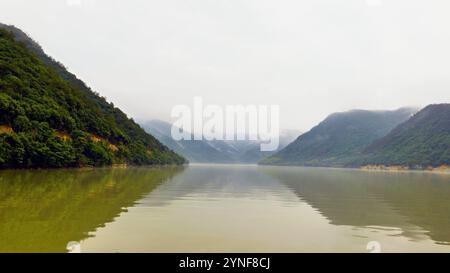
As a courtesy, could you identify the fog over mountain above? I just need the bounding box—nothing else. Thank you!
[261,107,417,166]
[141,120,300,163]
[1,0,449,132]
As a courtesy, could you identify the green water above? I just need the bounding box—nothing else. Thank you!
[0,165,449,253]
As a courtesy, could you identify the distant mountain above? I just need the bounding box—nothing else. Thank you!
[361,104,450,168]
[0,24,185,168]
[141,120,300,163]
[238,129,301,163]
[141,120,233,163]
[260,107,417,167]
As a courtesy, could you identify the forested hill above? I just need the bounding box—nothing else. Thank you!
[260,107,416,167]
[0,25,186,168]
[361,104,450,168]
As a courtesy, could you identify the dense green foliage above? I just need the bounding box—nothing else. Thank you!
[360,104,450,167]
[0,26,186,168]
[260,108,416,167]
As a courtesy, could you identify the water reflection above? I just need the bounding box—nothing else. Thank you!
[1,165,449,253]
[136,165,296,208]
[80,165,305,252]
[0,167,184,253]
[79,165,450,252]
[263,166,450,245]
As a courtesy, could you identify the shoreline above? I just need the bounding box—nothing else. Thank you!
[258,163,450,175]
[359,165,450,175]
[0,163,188,172]
[1,163,449,175]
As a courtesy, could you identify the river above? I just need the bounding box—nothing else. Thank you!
[0,164,449,253]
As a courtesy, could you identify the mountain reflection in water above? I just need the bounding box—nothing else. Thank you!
[0,165,449,253]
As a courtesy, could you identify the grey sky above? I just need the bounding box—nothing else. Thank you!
[1,0,449,131]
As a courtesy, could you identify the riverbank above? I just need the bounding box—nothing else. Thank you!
[258,163,450,174]
[360,164,450,174]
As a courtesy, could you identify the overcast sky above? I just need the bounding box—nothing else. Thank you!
[1,0,449,131]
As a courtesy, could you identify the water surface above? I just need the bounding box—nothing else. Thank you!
[0,165,449,252]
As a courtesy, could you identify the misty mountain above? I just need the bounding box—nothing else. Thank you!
[260,107,417,167]
[141,120,300,163]
[360,104,450,168]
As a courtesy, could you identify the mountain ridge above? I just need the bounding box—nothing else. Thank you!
[260,107,417,167]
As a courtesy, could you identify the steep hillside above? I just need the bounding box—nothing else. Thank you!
[261,108,416,167]
[361,104,450,168]
[0,25,185,168]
